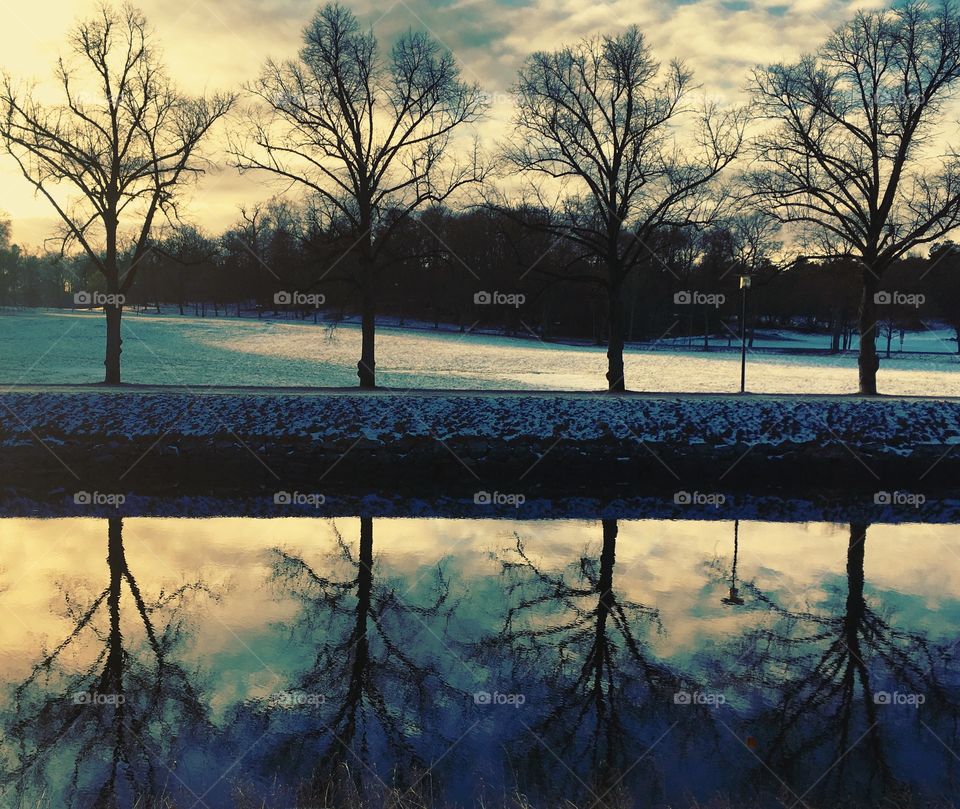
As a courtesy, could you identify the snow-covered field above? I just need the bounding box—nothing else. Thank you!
[2,308,959,395]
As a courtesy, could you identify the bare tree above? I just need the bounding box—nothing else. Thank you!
[501,27,744,391]
[749,2,960,394]
[231,3,486,388]
[0,3,234,383]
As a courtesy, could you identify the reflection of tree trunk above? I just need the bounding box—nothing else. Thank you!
[343,517,373,740]
[597,520,616,621]
[844,523,887,775]
[588,520,618,696]
[101,517,127,804]
[841,522,869,758]
[315,517,374,794]
[102,517,125,699]
[844,523,866,655]
[593,519,617,790]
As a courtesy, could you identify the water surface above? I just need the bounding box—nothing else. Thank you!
[1,516,958,808]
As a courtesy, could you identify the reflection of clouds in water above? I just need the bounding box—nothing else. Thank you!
[1,516,959,693]
[0,514,958,806]
[0,518,217,807]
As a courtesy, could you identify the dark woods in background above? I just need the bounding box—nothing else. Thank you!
[1,206,958,354]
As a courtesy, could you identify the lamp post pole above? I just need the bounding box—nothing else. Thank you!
[722,519,745,606]
[739,275,751,394]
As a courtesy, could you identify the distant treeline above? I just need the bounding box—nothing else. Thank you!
[2,204,959,353]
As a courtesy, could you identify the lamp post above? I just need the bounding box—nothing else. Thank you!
[739,275,751,393]
[722,519,745,606]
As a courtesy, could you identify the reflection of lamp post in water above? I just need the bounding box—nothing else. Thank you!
[722,519,745,606]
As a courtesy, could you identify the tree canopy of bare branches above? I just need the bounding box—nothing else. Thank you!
[749,1,960,394]
[231,2,486,387]
[502,26,745,390]
[0,3,234,383]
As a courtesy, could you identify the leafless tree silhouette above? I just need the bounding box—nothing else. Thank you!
[0,3,233,383]
[231,3,486,388]
[749,2,960,394]
[500,28,744,390]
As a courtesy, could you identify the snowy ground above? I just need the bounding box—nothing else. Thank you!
[2,308,960,395]
[5,387,958,445]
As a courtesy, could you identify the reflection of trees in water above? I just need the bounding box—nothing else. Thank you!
[482,520,708,806]
[719,523,960,804]
[1,517,214,808]
[254,516,464,804]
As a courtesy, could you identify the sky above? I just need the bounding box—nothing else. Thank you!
[0,0,888,249]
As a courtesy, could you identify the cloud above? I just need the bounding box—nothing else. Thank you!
[0,0,886,246]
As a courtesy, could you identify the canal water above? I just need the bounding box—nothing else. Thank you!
[0,514,957,808]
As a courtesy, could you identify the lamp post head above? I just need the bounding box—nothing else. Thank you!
[739,276,752,290]
[722,587,745,606]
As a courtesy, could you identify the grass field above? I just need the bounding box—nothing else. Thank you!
[2,308,959,395]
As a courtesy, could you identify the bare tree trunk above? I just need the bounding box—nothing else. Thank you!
[358,287,376,389]
[605,282,626,392]
[104,303,122,384]
[858,270,880,395]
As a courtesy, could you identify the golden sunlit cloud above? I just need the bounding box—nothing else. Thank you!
[0,0,884,247]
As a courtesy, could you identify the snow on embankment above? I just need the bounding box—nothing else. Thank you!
[1,390,959,493]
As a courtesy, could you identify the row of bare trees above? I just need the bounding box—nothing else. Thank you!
[3,2,960,393]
